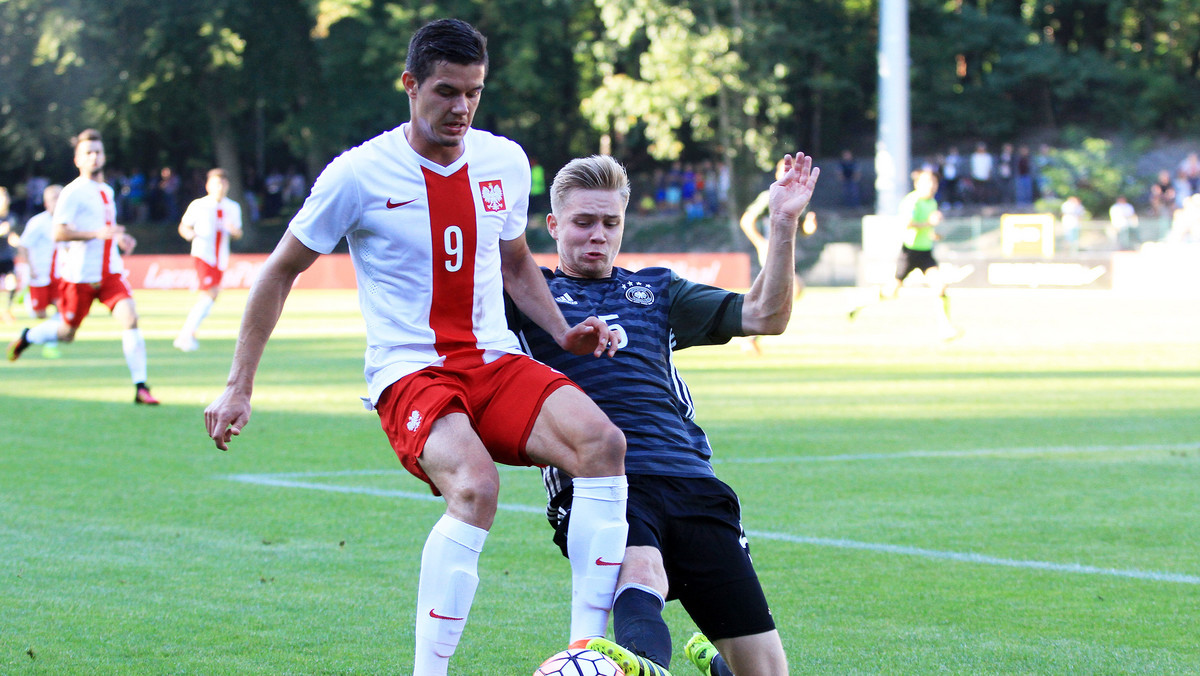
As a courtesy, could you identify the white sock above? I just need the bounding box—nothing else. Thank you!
[122,328,148,384]
[567,475,629,642]
[26,318,62,345]
[414,515,488,676]
[180,294,214,339]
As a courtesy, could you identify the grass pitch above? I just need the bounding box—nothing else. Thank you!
[3,286,1198,674]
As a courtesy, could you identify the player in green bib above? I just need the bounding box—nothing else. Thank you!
[850,169,961,340]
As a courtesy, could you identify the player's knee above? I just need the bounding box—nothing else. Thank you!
[575,421,625,477]
[443,475,500,523]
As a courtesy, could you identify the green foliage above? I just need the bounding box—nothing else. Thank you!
[1037,135,1147,215]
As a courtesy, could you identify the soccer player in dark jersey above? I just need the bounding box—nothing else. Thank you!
[509,154,818,676]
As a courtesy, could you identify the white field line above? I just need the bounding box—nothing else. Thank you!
[712,442,1200,464]
[222,463,1200,585]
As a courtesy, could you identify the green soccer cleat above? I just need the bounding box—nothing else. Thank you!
[683,633,717,676]
[571,637,672,676]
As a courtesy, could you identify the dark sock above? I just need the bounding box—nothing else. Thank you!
[613,586,672,668]
[711,653,734,676]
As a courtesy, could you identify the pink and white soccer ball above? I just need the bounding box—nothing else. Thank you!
[533,648,625,676]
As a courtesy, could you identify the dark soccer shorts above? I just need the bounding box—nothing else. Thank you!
[552,474,776,640]
[896,245,938,282]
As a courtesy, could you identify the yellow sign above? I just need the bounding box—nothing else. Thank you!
[1001,214,1055,257]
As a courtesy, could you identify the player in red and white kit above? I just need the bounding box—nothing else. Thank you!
[204,19,628,676]
[174,168,243,352]
[18,184,64,319]
[15,184,63,358]
[8,129,159,405]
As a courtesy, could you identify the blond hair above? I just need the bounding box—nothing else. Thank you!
[550,155,630,215]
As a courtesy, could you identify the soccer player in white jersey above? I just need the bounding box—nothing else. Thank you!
[203,19,628,676]
[16,184,64,357]
[174,168,243,352]
[7,129,159,405]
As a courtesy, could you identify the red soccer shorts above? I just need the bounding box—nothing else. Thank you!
[59,274,133,328]
[193,257,223,290]
[28,283,59,313]
[376,353,579,496]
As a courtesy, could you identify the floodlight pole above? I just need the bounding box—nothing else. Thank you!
[876,0,911,218]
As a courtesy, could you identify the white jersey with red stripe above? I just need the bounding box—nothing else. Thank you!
[18,210,62,287]
[182,195,242,269]
[288,124,532,406]
[53,176,123,284]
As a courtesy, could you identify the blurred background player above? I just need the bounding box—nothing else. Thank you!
[512,152,817,676]
[15,184,64,357]
[737,158,815,354]
[848,168,961,341]
[174,168,243,352]
[7,129,159,405]
[0,187,19,322]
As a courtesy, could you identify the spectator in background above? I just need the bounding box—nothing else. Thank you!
[0,187,19,322]
[25,173,49,218]
[1108,195,1138,250]
[1034,144,1054,201]
[940,146,963,210]
[969,142,994,204]
[1149,169,1177,242]
[529,156,548,215]
[1060,195,1085,254]
[159,167,181,222]
[283,167,308,208]
[1015,145,1034,206]
[1179,152,1200,194]
[1173,168,1193,208]
[839,149,862,207]
[1167,194,1200,244]
[997,143,1015,204]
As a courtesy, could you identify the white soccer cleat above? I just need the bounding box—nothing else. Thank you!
[173,335,200,352]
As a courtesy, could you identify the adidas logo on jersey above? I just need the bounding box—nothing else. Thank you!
[554,292,579,305]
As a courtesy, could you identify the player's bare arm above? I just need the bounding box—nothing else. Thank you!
[54,220,123,243]
[499,234,619,357]
[205,231,320,450]
[742,152,820,336]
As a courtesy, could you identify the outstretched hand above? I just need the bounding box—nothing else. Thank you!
[204,387,251,451]
[769,152,821,225]
[558,315,621,358]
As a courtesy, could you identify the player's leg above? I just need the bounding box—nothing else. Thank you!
[921,264,961,341]
[525,384,628,642]
[412,413,499,676]
[710,630,787,676]
[584,544,673,676]
[177,259,219,350]
[675,479,783,676]
[111,293,156,404]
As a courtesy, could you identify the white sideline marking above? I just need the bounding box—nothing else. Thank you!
[713,442,1200,464]
[745,531,1200,585]
[223,469,1200,585]
[224,472,543,514]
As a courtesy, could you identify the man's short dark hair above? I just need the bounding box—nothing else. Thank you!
[71,128,102,150]
[405,18,488,84]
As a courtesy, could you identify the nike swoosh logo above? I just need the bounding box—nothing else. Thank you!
[595,557,622,566]
[386,198,417,209]
[429,609,464,621]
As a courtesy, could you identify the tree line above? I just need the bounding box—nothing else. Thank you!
[2,0,1198,218]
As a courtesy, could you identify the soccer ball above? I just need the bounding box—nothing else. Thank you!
[533,648,625,676]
